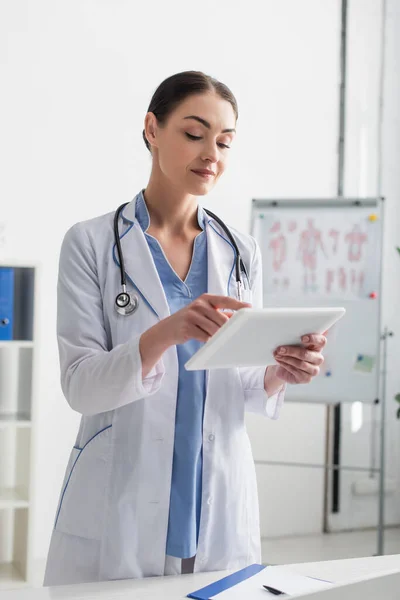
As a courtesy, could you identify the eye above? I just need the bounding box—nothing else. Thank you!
[185,133,202,141]
[185,132,231,149]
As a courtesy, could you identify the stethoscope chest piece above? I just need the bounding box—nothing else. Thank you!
[115,288,139,316]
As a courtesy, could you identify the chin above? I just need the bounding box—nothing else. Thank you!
[186,180,215,197]
[195,186,213,197]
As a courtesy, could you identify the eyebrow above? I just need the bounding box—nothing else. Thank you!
[183,115,236,133]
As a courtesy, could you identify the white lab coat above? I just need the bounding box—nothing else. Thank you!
[43,193,285,586]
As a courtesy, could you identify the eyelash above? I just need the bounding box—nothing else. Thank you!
[185,132,230,149]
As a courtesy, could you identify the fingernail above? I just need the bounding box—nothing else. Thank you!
[302,336,310,343]
[278,347,286,355]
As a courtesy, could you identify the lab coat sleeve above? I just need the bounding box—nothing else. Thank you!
[239,239,286,419]
[57,222,165,416]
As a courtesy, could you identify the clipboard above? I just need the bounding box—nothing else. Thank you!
[187,564,265,599]
[187,563,333,599]
[185,306,345,371]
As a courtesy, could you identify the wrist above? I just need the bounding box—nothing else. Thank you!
[148,318,176,352]
[139,320,174,379]
[264,365,284,397]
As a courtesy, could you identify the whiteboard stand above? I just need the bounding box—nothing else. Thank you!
[377,327,393,555]
[250,197,387,557]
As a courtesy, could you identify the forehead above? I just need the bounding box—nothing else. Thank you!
[170,92,236,130]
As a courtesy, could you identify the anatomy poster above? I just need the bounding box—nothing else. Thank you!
[254,209,380,300]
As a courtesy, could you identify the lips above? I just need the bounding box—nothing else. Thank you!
[191,169,215,177]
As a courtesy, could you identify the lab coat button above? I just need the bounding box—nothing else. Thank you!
[208,434,215,442]
[207,497,212,505]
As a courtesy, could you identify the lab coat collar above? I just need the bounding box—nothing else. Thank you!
[206,217,236,298]
[114,195,170,320]
[114,192,235,319]
[124,189,206,232]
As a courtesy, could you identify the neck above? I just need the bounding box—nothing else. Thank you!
[143,170,201,235]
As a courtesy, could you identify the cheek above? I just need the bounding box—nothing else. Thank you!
[159,139,197,173]
[216,157,227,178]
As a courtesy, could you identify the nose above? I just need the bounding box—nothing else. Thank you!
[201,141,219,164]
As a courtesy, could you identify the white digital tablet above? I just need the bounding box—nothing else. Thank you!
[184,307,346,371]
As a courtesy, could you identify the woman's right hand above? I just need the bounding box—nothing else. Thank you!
[139,294,251,378]
[161,293,252,346]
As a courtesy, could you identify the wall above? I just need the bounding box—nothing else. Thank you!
[380,2,400,528]
[1,0,398,565]
[326,0,400,535]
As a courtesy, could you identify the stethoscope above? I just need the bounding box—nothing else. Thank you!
[114,202,249,316]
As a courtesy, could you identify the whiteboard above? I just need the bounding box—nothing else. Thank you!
[251,198,383,404]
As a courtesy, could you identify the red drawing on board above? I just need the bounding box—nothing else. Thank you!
[270,221,281,233]
[328,229,340,254]
[338,267,347,292]
[351,268,357,291]
[297,219,327,270]
[269,234,287,272]
[358,271,365,292]
[326,269,335,293]
[288,220,297,233]
[345,224,367,262]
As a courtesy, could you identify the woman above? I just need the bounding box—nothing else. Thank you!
[44,71,326,586]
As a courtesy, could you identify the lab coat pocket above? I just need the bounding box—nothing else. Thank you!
[54,425,113,540]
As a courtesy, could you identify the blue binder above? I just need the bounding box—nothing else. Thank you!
[187,564,266,599]
[0,267,14,340]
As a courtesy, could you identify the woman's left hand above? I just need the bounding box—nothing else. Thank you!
[272,333,327,385]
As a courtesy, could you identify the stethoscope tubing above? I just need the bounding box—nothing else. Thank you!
[113,201,248,313]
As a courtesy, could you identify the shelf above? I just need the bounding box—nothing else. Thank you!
[0,264,36,588]
[0,414,31,428]
[0,562,27,589]
[0,488,29,510]
[0,342,34,349]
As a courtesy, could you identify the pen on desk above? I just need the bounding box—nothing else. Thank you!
[263,585,286,595]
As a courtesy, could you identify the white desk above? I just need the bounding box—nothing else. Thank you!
[3,554,400,599]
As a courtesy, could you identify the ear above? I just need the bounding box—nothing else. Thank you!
[144,112,158,149]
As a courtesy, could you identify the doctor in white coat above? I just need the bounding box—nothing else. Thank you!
[44,71,326,586]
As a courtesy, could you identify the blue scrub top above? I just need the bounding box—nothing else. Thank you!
[135,192,208,559]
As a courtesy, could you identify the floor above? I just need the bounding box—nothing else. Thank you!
[1,528,400,590]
